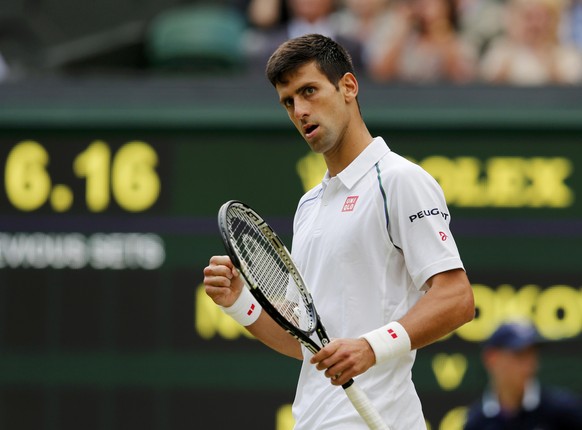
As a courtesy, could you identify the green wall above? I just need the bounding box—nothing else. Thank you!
[0,78,581,429]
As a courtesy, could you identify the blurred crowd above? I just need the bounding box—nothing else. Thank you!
[1,0,581,86]
[232,0,582,85]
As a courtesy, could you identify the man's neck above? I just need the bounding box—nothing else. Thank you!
[324,126,373,177]
[495,382,526,414]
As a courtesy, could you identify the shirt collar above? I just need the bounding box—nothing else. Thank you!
[482,379,541,417]
[325,137,390,190]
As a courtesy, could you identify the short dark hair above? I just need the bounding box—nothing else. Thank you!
[266,34,355,88]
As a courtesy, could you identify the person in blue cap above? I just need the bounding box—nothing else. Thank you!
[464,320,582,429]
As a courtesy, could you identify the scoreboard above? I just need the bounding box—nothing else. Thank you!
[1,79,581,430]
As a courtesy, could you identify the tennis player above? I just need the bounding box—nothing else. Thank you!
[204,33,474,429]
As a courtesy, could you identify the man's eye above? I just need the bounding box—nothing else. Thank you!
[284,99,294,108]
[305,87,315,95]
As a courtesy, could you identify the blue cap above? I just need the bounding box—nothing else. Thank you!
[485,322,543,350]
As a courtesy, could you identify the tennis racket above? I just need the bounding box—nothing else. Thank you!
[218,200,390,430]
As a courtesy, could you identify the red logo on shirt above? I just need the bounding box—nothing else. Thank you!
[439,231,448,241]
[342,196,359,212]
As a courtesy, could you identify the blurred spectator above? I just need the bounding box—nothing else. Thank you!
[464,321,582,430]
[233,0,289,29]
[243,0,363,74]
[367,0,477,84]
[455,0,507,56]
[480,0,582,85]
[0,51,9,82]
[334,0,397,73]
[560,0,582,51]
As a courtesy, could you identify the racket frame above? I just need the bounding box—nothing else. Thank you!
[218,200,329,356]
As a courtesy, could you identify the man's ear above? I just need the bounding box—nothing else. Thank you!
[340,72,358,102]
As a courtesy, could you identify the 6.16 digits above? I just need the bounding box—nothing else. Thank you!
[4,140,160,212]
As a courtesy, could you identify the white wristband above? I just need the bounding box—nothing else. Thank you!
[361,321,411,364]
[220,287,262,326]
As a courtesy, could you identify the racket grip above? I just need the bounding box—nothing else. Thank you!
[343,380,391,430]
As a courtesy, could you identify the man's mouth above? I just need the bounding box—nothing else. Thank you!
[304,124,319,138]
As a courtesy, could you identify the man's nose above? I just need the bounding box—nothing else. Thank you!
[293,99,309,120]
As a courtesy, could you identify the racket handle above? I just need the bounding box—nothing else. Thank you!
[343,379,391,430]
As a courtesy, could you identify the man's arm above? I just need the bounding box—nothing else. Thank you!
[400,268,475,350]
[204,255,303,360]
[311,268,474,385]
[246,311,303,360]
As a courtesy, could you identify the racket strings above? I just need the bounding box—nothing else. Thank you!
[227,208,314,332]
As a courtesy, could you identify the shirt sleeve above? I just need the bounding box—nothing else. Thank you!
[387,161,465,290]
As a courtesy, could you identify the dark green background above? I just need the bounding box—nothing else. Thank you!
[0,79,581,429]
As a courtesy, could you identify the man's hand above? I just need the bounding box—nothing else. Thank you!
[310,338,376,386]
[203,255,244,307]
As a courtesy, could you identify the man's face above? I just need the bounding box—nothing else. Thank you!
[486,346,539,390]
[275,62,352,157]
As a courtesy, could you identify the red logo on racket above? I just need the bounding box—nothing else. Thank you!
[342,196,359,212]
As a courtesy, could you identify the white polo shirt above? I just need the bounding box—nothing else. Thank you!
[290,137,464,429]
